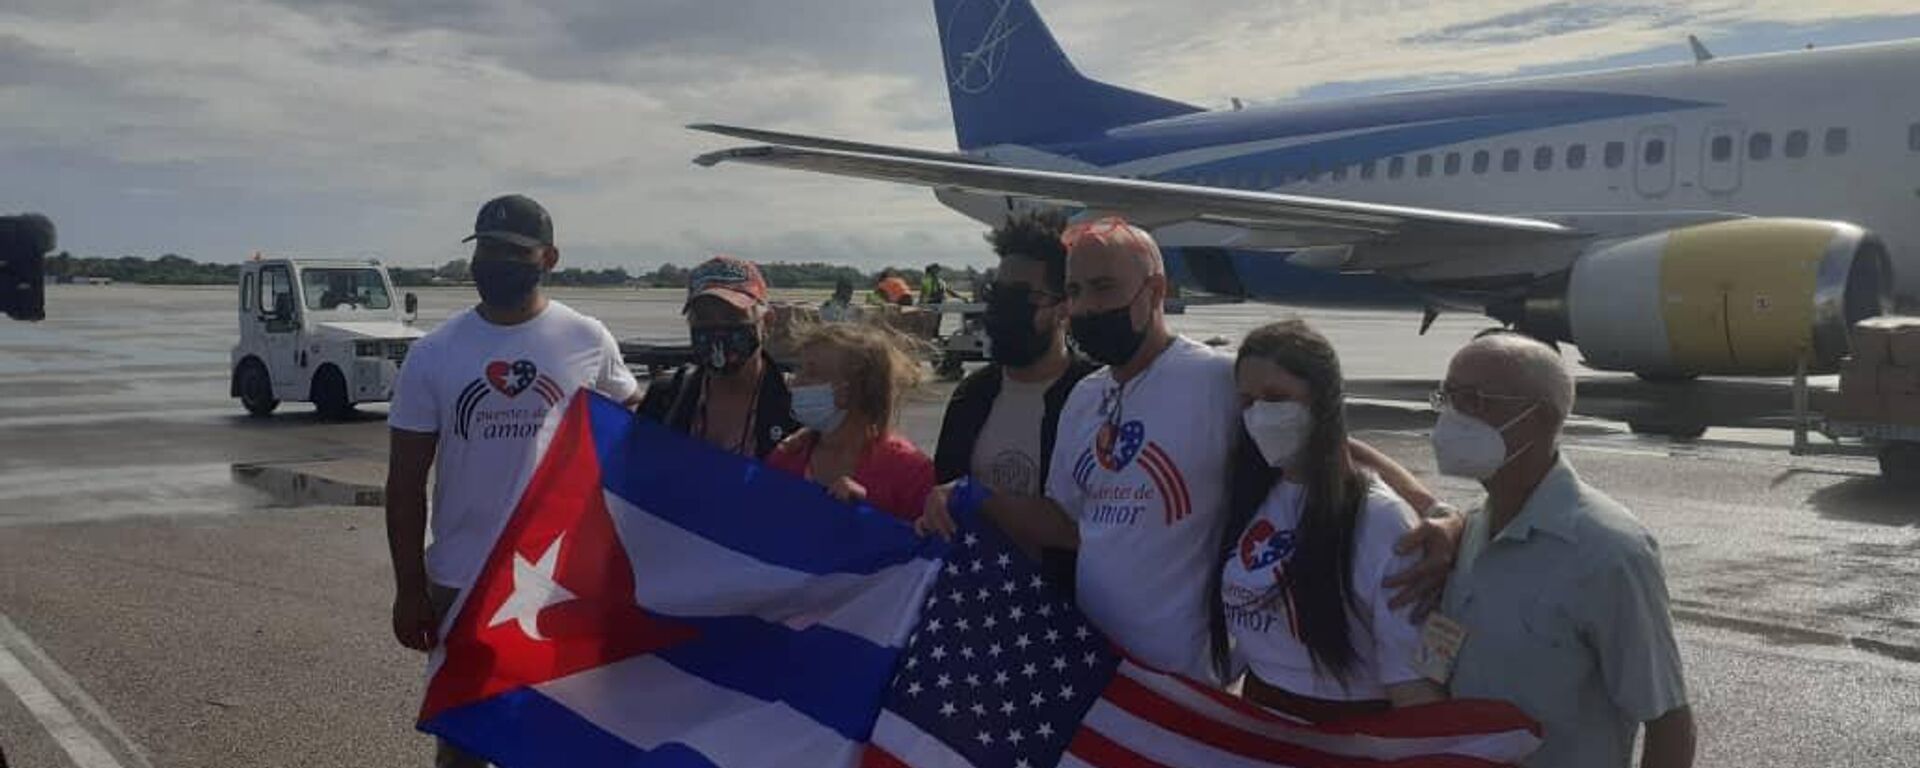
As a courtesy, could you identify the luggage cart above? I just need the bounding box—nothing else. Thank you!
[1789,357,1920,487]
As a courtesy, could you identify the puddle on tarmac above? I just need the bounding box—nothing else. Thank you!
[230,462,384,508]
[0,463,263,526]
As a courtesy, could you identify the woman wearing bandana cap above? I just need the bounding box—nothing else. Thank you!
[636,255,800,458]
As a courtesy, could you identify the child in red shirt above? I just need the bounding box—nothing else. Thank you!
[766,322,934,522]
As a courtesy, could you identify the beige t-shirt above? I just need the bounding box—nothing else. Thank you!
[969,371,1056,496]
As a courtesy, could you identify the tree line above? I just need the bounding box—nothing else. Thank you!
[43,253,980,291]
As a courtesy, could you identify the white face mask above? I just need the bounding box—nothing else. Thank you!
[1243,401,1312,469]
[1431,404,1538,480]
[789,383,847,434]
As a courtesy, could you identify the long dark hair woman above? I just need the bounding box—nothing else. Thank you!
[1209,319,1446,721]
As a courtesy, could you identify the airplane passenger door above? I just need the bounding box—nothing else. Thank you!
[1700,121,1745,196]
[1634,125,1676,198]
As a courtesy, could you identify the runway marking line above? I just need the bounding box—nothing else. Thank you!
[0,612,149,768]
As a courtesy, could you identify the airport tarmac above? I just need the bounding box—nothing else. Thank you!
[2,284,1917,766]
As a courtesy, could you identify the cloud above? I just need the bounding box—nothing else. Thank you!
[1051,0,1920,104]
[0,0,1916,271]
[1401,2,1690,46]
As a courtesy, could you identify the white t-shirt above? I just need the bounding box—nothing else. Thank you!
[1221,475,1423,701]
[1046,337,1239,682]
[387,300,638,588]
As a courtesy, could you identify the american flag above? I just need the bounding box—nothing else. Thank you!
[863,522,1542,768]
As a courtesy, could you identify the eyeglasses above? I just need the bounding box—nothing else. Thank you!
[1430,385,1539,414]
[983,281,1062,308]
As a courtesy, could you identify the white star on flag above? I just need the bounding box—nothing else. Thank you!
[488,535,576,641]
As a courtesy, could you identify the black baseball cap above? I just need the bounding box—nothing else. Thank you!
[463,194,553,249]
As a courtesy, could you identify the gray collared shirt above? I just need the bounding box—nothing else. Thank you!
[1441,458,1688,768]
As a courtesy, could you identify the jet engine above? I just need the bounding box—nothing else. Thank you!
[1512,219,1893,377]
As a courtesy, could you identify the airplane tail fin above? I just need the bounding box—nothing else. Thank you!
[933,0,1199,150]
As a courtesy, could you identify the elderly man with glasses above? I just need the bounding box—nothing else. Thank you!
[1427,332,1696,768]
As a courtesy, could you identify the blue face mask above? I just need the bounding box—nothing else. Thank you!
[789,383,846,434]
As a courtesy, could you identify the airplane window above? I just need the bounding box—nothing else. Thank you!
[1260,170,1273,188]
[1388,156,1405,179]
[1824,127,1849,155]
[1534,146,1554,171]
[1332,165,1349,182]
[1472,150,1490,174]
[1785,130,1808,158]
[1361,160,1377,180]
[1502,148,1521,172]
[1750,132,1773,160]
[1604,141,1626,168]
[1567,144,1587,169]
[1911,123,1920,151]
[1711,135,1733,162]
[1417,154,1434,177]
[1644,139,1667,165]
[1444,152,1461,175]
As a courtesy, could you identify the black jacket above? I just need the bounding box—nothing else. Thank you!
[933,357,1098,598]
[933,357,1100,486]
[636,355,799,460]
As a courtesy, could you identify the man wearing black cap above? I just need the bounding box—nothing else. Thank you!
[383,194,639,768]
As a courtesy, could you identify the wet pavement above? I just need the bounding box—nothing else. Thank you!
[2,284,1917,766]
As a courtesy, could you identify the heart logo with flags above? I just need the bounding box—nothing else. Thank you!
[485,360,539,397]
[1095,419,1146,471]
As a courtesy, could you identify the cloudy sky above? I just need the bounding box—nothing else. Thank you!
[5,0,1919,271]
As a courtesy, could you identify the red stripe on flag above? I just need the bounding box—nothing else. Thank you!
[859,745,911,768]
[1100,673,1513,768]
[1068,726,1177,768]
[1160,672,1542,740]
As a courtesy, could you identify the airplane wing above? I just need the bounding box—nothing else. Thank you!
[689,124,995,166]
[692,144,1577,248]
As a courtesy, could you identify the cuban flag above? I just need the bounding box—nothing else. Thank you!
[419,390,949,766]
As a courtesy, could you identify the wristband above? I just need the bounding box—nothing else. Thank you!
[951,476,993,520]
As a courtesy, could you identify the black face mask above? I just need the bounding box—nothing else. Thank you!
[982,285,1052,368]
[691,325,760,375]
[1070,286,1148,367]
[471,259,543,310]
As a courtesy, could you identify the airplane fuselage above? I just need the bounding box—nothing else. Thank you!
[946,39,1920,307]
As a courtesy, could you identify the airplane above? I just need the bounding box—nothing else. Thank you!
[692,0,1918,381]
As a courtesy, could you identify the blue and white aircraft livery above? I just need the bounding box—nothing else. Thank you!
[695,0,1920,380]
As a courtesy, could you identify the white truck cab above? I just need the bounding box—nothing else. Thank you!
[231,257,424,419]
